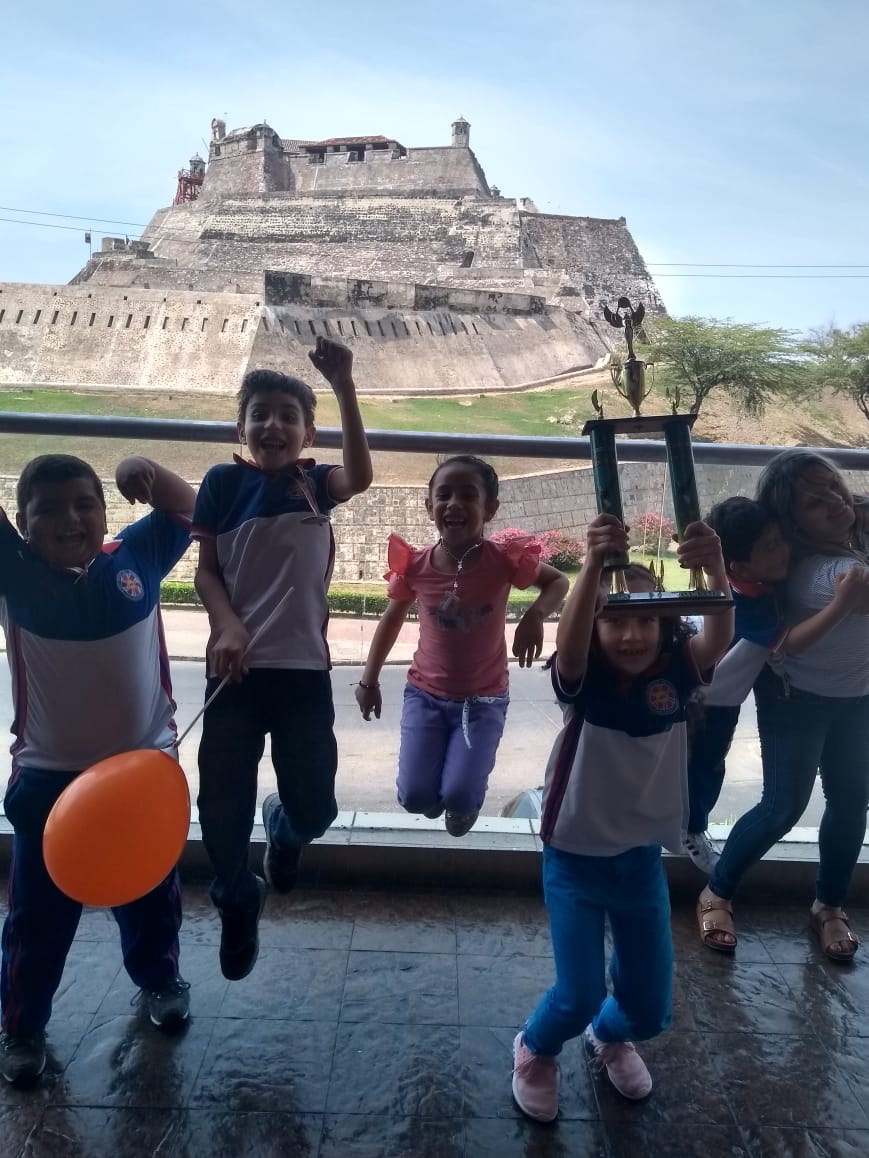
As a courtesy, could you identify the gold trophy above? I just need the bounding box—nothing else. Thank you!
[581,297,732,617]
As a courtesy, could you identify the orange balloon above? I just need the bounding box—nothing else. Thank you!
[43,750,190,907]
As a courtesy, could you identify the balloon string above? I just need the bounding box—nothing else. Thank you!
[175,585,295,746]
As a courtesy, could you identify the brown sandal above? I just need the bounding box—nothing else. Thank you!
[810,907,859,963]
[697,890,737,953]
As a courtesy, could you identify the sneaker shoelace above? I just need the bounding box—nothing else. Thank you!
[516,1048,558,1079]
[592,1040,636,1068]
[131,978,190,1007]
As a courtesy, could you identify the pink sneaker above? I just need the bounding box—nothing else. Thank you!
[511,1032,559,1122]
[584,1027,652,1100]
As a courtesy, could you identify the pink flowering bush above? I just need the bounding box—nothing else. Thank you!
[630,512,676,555]
[490,527,584,572]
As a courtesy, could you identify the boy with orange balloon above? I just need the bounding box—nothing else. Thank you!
[0,453,195,1085]
[193,337,372,980]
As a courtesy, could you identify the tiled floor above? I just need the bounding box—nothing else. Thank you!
[2,881,869,1156]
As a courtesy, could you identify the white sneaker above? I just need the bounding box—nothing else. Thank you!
[683,830,720,875]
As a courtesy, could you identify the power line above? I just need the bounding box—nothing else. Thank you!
[3,205,869,271]
[647,262,869,269]
[0,206,148,229]
[5,212,869,280]
[651,273,869,279]
[0,217,109,234]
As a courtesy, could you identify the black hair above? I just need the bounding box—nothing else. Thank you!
[237,369,317,425]
[756,448,855,558]
[17,454,105,513]
[705,497,776,571]
[542,562,695,672]
[428,455,499,500]
[592,563,696,659]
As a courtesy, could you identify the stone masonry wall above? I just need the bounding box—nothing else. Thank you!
[287,146,489,198]
[0,282,606,394]
[0,284,261,391]
[5,462,867,586]
[520,213,663,311]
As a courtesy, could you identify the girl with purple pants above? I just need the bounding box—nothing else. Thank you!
[355,455,567,837]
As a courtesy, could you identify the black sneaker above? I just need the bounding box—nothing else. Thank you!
[262,794,302,894]
[218,876,267,981]
[137,977,191,1032]
[0,1030,46,1085]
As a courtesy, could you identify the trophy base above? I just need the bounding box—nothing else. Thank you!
[601,589,734,618]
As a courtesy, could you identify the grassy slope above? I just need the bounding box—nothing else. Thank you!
[0,372,864,484]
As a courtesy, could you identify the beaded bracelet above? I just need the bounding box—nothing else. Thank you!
[357,680,380,690]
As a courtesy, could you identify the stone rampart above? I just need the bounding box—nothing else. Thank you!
[521,213,663,310]
[3,461,864,586]
[286,146,489,198]
[0,281,604,394]
[0,284,261,391]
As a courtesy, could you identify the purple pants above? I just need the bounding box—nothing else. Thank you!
[396,683,509,815]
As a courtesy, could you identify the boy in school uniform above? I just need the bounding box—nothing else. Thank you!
[193,337,372,980]
[0,453,195,1085]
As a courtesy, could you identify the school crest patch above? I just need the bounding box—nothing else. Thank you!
[116,569,144,601]
[646,679,678,715]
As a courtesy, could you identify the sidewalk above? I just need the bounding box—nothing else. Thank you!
[161,606,559,665]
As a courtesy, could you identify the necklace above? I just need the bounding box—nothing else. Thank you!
[437,538,482,613]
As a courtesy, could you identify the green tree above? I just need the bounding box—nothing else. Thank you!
[640,316,801,417]
[802,323,869,423]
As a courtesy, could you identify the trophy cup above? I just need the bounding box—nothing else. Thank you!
[581,297,732,617]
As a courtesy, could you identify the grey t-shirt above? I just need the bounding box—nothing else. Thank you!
[784,553,869,697]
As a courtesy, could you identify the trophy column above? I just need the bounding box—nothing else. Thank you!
[587,421,630,583]
[663,417,706,591]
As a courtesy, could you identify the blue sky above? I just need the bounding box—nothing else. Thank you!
[2,0,867,335]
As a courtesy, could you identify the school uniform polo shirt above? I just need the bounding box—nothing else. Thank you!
[540,646,703,857]
[0,509,190,772]
[192,457,339,671]
[702,578,785,708]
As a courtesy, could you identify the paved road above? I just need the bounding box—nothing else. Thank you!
[0,660,828,825]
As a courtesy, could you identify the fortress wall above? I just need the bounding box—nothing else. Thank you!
[250,305,603,394]
[287,146,488,198]
[199,147,290,202]
[263,272,546,316]
[333,462,869,582]
[2,462,867,584]
[0,281,607,394]
[144,196,522,285]
[520,214,662,307]
[0,284,260,390]
[71,256,261,295]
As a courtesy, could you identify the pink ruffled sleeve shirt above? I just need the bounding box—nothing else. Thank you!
[385,534,542,699]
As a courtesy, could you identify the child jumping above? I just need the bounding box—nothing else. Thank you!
[511,513,732,1120]
[193,338,372,981]
[0,453,195,1086]
[355,455,567,836]
[698,450,869,959]
[686,496,869,874]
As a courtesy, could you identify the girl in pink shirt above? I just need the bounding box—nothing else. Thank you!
[355,455,567,836]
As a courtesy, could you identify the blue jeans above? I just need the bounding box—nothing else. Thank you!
[709,666,869,906]
[396,684,509,815]
[523,844,673,1057]
[1,766,182,1036]
[687,704,741,833]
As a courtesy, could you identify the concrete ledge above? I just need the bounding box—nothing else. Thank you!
[3,811,868,901]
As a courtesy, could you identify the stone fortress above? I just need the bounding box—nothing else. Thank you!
[0,117,663,395]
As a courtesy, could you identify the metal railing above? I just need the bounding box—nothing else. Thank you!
[2,408,868,849]
[3,410,869,470]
